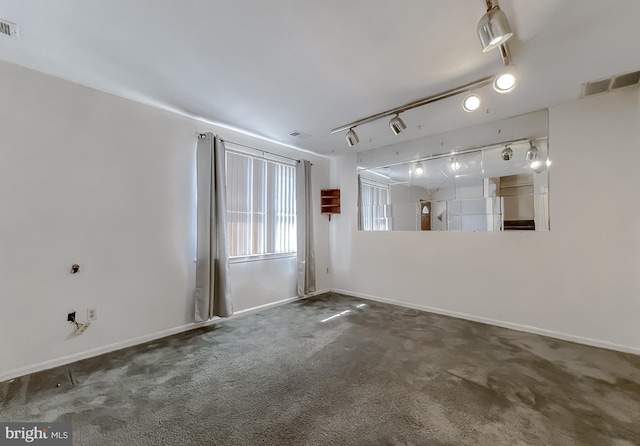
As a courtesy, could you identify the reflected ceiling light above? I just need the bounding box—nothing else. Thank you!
[501,146,513,161]
[450,158,461,171]
[414,162,424,175]
[462,94,481,112]
[526,141,539,161]
[494,68,517,93]
[422,205,430,214]
[389,115,407,135]
[477,3,514,52]
[346,128,359,147]
[530,160,544,173]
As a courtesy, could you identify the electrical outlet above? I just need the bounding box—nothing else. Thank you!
[87,308,97,321]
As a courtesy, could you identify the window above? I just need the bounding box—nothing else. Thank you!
[360,180,392,231]
[226,151,296,257]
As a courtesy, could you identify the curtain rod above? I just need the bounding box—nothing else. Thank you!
[220,138,300,163]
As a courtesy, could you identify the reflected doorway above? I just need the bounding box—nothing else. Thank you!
[420,201,431,231]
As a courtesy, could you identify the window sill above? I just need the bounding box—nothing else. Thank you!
[229,252,297,264]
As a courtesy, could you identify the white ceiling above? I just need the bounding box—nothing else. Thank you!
[0,1,638,156]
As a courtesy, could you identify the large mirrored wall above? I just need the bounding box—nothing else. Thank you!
[358,112,550,232]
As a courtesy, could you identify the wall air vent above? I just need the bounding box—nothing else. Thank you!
[582,70,640,97]
[0,19,18,38]
[288,130,311,139]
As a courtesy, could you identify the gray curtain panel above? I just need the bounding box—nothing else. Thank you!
[195,133,233,321]
[296,160,316,296]
[357,174,363,231]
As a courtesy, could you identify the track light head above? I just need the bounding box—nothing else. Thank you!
[477,7,513,52]
[414,162,424,175]
[526,142,538,161]
[501,146,513,161]
[450,158,461,171]
[346,128,359,147]
[389,115,407,135]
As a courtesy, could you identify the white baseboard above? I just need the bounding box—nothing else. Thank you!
[0,292,330,383]
[332,288,640,356]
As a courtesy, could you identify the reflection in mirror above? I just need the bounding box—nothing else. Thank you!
[358,139,549,231]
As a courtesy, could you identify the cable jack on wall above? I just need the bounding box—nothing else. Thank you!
[67,311,91,335]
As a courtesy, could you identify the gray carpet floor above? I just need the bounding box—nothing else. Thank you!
[2,292,640,445]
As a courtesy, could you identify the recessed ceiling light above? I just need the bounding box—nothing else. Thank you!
[462,94,481,112]
[494,70,517,93]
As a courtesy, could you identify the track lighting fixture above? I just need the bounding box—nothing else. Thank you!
[389,115,407,136]
[414,162,424,175]
[332,77,492,147]
[462,94,481,112]
[450,158,461,171]
[501,146,513,161]
[526,141,538,161]
[477,2,514,53]
[346,128,359,147]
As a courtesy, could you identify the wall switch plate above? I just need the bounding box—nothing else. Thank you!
[87,308,97,321]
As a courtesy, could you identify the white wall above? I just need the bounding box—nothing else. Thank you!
[0,60,331,380]
[331,87,640,353]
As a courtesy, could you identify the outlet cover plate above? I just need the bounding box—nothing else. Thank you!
[87,308,97,321]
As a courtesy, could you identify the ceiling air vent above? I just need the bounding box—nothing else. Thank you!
[611,71,640,90]
[288,130,311,139]
[582,70,640,97]
[0,19,18,38]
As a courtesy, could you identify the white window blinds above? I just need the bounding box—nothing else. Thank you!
[361,180,392,231]
[226,151,296,257]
